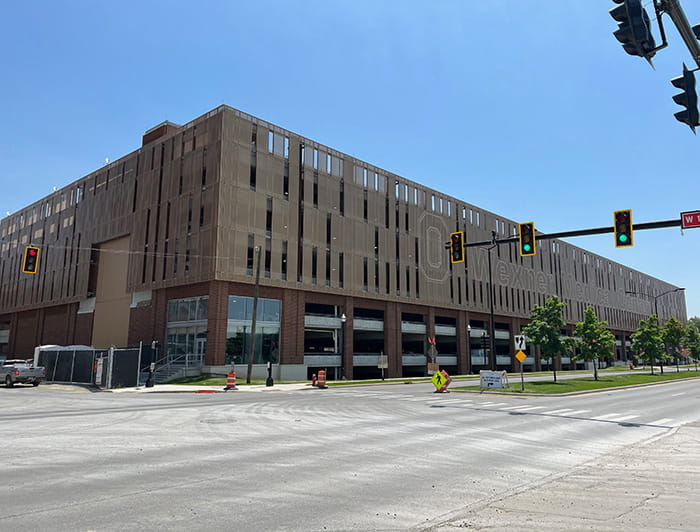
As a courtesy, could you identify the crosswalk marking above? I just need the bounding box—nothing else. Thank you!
[649,418,673,426]
[542,408,576,415]
[565,410,591,416]
[595,412,624,420]
[609,414,639,422]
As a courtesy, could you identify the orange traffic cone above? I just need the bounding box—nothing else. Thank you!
[317,369,327,389]
[224,371,238,391]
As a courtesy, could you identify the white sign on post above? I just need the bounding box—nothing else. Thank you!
[480,370,508,389]
[514,335,526,351]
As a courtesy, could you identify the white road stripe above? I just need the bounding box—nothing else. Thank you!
[596,413,639,421]
[542,408,576,415]
[564,410,591,416]
[649,418,673,426]
[610,414,640,422]
[595,412,624,420]
[671,392,686,397]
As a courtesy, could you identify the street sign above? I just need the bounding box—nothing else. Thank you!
[681,210,700,229]
[515,350,527,363]
[479,370,508,389]
[431,370,452,392]
[514,335,526,351]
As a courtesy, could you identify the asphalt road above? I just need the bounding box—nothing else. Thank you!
[1,378,699,531]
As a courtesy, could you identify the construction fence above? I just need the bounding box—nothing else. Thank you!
[34,344,155,389]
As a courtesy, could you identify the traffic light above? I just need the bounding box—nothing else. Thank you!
[518,222,536,257]
[671,63,700,132]
[609,0,656,64]
[614,210,633,247]
[22,246,40,274]
[449,231,464,263]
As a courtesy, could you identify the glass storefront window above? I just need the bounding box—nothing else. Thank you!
[226,325,280,365]
[166,297,209,362]
[226,295,281,365]
[196,298,208,320]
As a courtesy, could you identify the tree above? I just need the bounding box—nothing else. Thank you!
[631,315,665,375]
[662,317,686,372]
[573,306,616,381]
[684,322,700,370]
[688,316,700,331]
[522,296,575,383]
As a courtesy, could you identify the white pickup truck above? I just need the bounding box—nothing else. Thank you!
[0,359,46,387]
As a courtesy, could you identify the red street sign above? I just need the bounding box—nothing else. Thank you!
[681,210,700,229]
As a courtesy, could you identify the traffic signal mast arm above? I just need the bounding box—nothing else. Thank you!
[461,218,681,249]
[659,0,700,69]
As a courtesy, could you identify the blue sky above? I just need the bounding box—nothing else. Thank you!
[2,1,699,318]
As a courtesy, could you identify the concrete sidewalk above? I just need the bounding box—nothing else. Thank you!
[430,422,700,531]
[109,382,313,393]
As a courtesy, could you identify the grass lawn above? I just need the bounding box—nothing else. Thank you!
[168,375,303,386]
[451,370,700,394]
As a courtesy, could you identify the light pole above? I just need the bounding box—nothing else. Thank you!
[626,287,685,320]
[626,287,685,374]
[340,313,347,380]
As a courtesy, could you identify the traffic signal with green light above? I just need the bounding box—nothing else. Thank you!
[449,231,464,263]
[518,222,536,257]
[671,63,700,132]
[614,210,634,247]
[22,246,40,273]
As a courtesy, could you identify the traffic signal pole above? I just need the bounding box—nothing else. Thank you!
[487,232,497,371]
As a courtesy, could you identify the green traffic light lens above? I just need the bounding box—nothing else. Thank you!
[523,244,531,252]
[619,235,628,243]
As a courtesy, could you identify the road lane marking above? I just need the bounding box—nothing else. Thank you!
[610,414,640,422]
[596,413,639,421]
[594,413,624,420]
[649,418,673,426]
[542,408,576,415]
[671,392,686,397]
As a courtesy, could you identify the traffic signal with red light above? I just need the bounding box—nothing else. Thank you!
[22,246,40,274]
[518,222,536,256]
[671,63,700,132]
[609,0,656,64]
[614,210,634,247]
[449,232,464,263]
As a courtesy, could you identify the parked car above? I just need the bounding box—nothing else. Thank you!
[0,359,46,387]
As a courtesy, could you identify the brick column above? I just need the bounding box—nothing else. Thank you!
[281,290,305,366]
[457,310,469,375]
[342,296,354,380]
[206,280,229,366]
[385,302,401,378]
